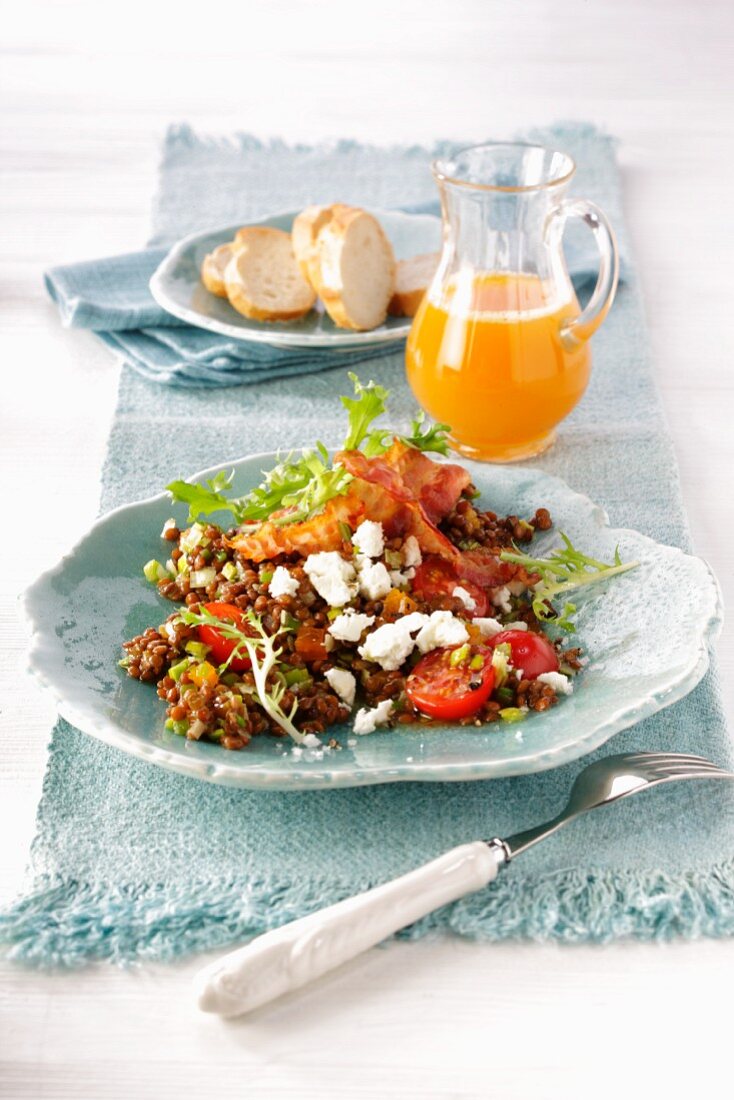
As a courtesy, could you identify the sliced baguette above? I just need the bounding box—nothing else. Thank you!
[224,227,316,322]
[312,206,396,331]
[388,252,441,317]
[201,241,240,299]
[291,204,336,286]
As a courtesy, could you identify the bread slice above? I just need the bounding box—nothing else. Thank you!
[224,227,316,322]
[201,242,240,299]
[312,207,396,331]
[291,205,335,286]
[388,252,440,317]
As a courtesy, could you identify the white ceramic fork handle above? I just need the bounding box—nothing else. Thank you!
[194,840,503,1018]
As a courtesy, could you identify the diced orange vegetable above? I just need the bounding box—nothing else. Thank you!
[295,626,328,663]
[466,623,486,645]
[191,660,219,687]
[383,588,418,619]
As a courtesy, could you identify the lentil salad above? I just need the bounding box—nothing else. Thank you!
[120,376,636,751]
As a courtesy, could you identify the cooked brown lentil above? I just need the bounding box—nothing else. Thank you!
[121,497,577,748]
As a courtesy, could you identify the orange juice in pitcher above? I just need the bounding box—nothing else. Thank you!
[406,144,618,462]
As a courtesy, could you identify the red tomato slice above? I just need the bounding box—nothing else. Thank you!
[411,557,489,618]
[490,629,559,680]
[406,646,495,720]
[198,601,253,672]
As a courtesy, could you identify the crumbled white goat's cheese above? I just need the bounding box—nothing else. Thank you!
[452,585,476,612]
[491,586,512,614]
[268,566,299,599]
[415,611,469,654]
[304,552,357,607]
[403,536,422,568]
[359,621,417,671]
[352,520,384,560]
[536,671,573,695]
[327,609,376,643]
[503,621,528,632]
[389,567,415,589]
[399,611,430,633]
[357,559,392,601]
[324,667,357,707]
[302,733,322,749]
[472,617,504,638]
[353,698,394,735]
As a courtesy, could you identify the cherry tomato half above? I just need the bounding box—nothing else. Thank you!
[490,629,559,680]
[198,601,253,672]
[406,646,495,720]
[411,557,489,618]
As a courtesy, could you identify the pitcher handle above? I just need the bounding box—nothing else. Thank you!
[554,198,619,348]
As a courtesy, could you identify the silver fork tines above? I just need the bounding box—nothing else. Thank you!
[501,751,734,859]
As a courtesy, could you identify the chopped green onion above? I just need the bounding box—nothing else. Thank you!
[169,658,190,682]
[260,569,274,586]
[449,644,470,667]
[189,567,217,589]
[215,550,228,562]
[172,719,188,736]
[499,707,527,723]
[177,557,189,575]
[469,654,484,671]
[210,728,225,741]
[143,559,171,584]
[222,561,237,581]
[164,717,174,731]
[496,685,514,705]
[327,608,342,621]
[185,640,210,659]
[284,667,311,687]
[179,523,206,554]
[384,549,402,569]
[491,643,511,687]
[338,521,353,543]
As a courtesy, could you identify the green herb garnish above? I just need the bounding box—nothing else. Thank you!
[176,606,305,742]
[398,410,451,456]
[500,533,638,632]
[167,374,452,528]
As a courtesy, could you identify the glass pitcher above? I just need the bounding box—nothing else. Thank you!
[405,142,619,462]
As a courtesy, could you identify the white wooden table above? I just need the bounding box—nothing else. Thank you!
[2,2,734,1096]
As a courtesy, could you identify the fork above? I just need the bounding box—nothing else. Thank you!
[194,751,733,1018]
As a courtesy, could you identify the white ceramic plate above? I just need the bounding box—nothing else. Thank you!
[149,208,442,349]
[22,457,723,790]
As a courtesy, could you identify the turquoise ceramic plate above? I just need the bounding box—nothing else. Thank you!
[149,208,441,349]
[23,458,722,790]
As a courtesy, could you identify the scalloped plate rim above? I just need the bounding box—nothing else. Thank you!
[21,456,724,789]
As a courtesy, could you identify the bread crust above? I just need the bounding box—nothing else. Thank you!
[291,205,334,286]
[311,207,396,331]
[201,242,239,298]
[224,227,316,322]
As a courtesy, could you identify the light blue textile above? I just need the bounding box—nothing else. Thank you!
[3,123,733,968]
[43,125,628,388]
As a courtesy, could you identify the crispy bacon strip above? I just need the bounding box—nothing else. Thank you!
[373,440,472,524]
[227,441,524,594]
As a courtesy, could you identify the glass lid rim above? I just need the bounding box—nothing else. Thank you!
[432,141,577,193]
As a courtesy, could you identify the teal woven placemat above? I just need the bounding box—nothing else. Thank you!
[3,123,734,966]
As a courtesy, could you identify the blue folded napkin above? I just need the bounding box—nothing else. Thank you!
[44,126,629,389]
